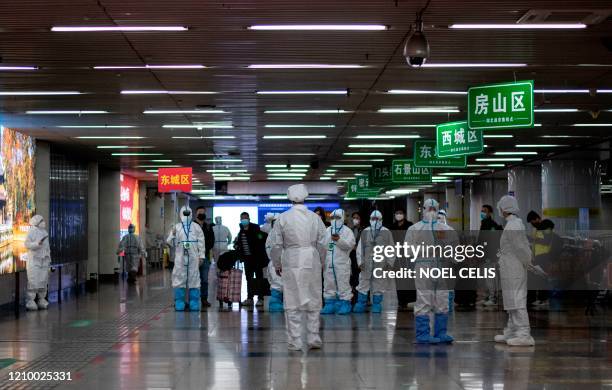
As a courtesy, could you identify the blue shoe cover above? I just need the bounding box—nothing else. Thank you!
[353,292,368,313]
[415,315,440,344]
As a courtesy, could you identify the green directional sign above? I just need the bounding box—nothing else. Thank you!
[346,178,381,199]
[392,159,432,183]
[436,121,483,158]
[369,163,393,187]
[413,140,467,168]
[468,80,534,130]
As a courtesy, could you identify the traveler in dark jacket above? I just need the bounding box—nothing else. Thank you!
[195,206,215,308]
[234,212,267,307]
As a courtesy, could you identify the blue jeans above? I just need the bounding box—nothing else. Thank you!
[199,259,210,300]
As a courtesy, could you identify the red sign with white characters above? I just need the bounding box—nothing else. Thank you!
[158,167,193,193]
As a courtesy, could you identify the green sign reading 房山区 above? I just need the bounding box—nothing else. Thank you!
[468,80,534,130]
[413,140,466,168]
[391,159,432,183]
[436,121,483,158]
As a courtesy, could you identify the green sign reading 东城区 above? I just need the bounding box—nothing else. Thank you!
[346,178,381,199]
[413,140,467,168]
[391,159,432,183]
[467,80,534,130]
[436,121,483,158]
[369,163,394,187]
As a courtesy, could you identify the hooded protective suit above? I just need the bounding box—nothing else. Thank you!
[354,210,395,313]
[260,212,274,234]
[117,225,145,273]
[24,215,51,310]
[405,199,459,343]
[167,206,205,311]
[265,214,284,312]
[269,184,327,350]
[320,209,356,315]
[212,216,232,261]
[495,195,534,346]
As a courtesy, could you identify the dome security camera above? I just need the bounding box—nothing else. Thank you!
[403,16,430,67]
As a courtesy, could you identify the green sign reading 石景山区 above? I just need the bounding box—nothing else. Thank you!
[467,80,534,130]
[391,159,432,183]
[413,140,467,168]
[436,121,483,158]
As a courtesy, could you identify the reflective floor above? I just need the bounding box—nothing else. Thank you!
[0,270,610,390]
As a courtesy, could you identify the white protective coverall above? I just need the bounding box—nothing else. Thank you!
[269,184,327,350]
[167,206,205,290]
[321,209,355,305]
[24,215,51,310]
[260,212,274,234]
[212,216,232,261]
[355,211,395,296]
[117,230,145,272]
[264,214,283,292]
[496,195,534,346]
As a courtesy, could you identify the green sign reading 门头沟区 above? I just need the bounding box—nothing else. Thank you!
[436,121,483,158]
[369,163,394,187]
[413,140,467,168]
[391,159,432,183]
[467,80,534,130]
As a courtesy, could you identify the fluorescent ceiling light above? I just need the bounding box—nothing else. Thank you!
[248,24,387,31]
[263,153,316,156]
[267,169,308,173]
[439,172,480,176]
[163,124,233,129]
[59,125,135,128]
[265,124,335,128]
[540,135,592,138]
[516,144,566,148]
[264,109,350,114]
[201,159,242,162]
[268,173,306,177]
[191,190,216,194]
[207,169,248,173]
[343,152,394,156]
[76,136,145,139]
[145,109,226,114]
[52,26,188,32]
[475,157,524,162]
[26,110,108,114]
[387,89,466,95]
[494,151,537,155]
[483,134,513,138]
[355,134,420,139]
[94,64,205,70]
[263,135,326,139]
[122,90,216,95]
[257,90,347,95]
[145,170,158,173]
[449,23,586,29]
[248,64,366,69]
[331,164,372,168]
[0,66,37,70]
[0,91,82,96]
[596,89,612,93]
[534,108,579,113]
[96,145,154,149]
[348,144,405,148]
[467,164,505,167]
[111,153,163,156]
[187,153,227,156]
[378,107,459,113]
[150,159,172,162]
[172,136,235,139]
[373,124,435,128]
[267,177,304,181]
[572,123,611,127]
[422,63,527,68]
[319,177,332,180]
[534,89,589,94]
[136,165,180,168]
[341,159,385,162]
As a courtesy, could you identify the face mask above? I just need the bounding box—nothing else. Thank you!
[352,218,360,227]
[424,210,437,221]
[128,227,135,234]
[370,219,380,229]
[196,214,205,221]
[480,212,486,220]
[395,213,404,222]
[215,217,222,225]
[333,218,343,230]
[39,222,46,230]
[241,219,249,226]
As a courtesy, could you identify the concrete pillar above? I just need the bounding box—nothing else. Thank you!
[406,196,420,223]
[541,160,601,231]
[147,188,164,238]
[34,141,50,222]
[138,181,146,234]
[508,165,542,222]
[469,178,507,230]
[87,162,99,277]
[98,169,120,276]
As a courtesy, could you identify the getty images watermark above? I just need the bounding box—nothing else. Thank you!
[371,242,497,280]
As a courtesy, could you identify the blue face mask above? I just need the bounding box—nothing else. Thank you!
[480,212,487,220]
[240,219,249,226]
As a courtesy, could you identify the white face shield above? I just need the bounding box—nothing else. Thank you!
[331,209,344,230]
[369,210,382,229]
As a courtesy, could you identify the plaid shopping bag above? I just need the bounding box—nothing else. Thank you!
[217,262,242,303]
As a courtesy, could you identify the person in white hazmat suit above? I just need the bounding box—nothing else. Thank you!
[354,210,395,313]
[264,213,284,312]
[212,216,231,261]
[260,212,274,234]
[269,184,327,350]
[495,195,535,346]
[320,209,355,315]
[167,206,206,311]
[24,215,51,311]
[405,199,459,344]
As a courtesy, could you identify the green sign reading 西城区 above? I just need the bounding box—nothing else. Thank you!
[468,80,534,130]
[369,163,394,187]
[413,140,466,168]
[391,159,432,183]
[436,121,483,158]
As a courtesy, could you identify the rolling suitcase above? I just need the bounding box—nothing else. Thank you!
[217,262,242,303]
